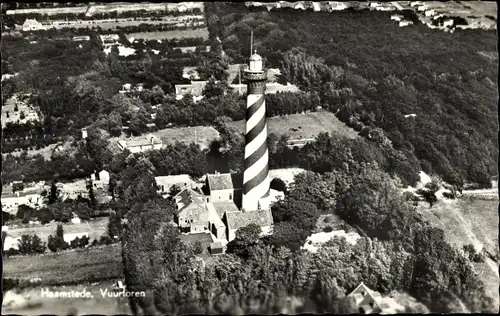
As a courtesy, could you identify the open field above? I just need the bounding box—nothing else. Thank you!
[151,125,219,150]
[1,140,73,161]
[416,199,499,305]
[3,243,123,285]
[3,280,129,315]
[3,244,123,284]
[230,112,359,140]
[127,27,209,40]
[6,217,109,244]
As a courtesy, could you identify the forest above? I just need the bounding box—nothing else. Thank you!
[204,3,498,187]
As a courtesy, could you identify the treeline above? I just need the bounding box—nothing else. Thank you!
[204,3,498,187]
[96,20,205,33]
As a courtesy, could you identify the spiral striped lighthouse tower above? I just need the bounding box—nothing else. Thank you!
[241,50,270,211]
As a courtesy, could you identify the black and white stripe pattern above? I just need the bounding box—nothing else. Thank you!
[242,93,270,211]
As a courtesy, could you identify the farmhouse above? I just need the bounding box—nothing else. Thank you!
[116,134,162,153]
[22,19,47,31]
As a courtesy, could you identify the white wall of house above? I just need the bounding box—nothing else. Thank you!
[210,189,235,202]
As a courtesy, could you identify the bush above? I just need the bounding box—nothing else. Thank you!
[323,226,333,233]
[270,177,287,193]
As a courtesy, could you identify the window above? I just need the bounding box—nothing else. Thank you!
[206,198,209,202]
[229,193,233,200]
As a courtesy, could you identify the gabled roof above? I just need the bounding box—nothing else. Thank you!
[177,202,208,225]
[207,173,243,191]
[175,188,205,211]
[211,201,239,218]
[225,208,273,231]
[349,282,384,309]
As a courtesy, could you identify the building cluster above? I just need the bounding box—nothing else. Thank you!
[116,134,163,153]
[174,80,299,102]
[170,172,282,251]
[245,1,349,12]
[9,2,203,17]
[1,170,111,217]
[1,94,40,128]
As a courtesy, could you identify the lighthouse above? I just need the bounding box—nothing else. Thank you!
[241,50,270,211]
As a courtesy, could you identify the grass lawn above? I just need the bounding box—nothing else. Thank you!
[3,244,123,285]
[151,126,219,150]
[230,111,359,140]
[127,28,209,40]
[6,217,109,244]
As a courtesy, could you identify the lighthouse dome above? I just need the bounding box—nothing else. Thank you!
[249,50,263,72]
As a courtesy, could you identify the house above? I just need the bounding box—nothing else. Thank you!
[328,2,348,11]
[177,198,210,233]
[155,174,194,194]
[175,81,208,97]
[72,35,90,41]
[399,20,414,27]
[116,134,162,153]
[491,175,498,189]
[182,66,200,80]
[204,172,243,205]
[391,14,403,21]
[225,208,273,242]
[1,192,44,214]
[63,232,89,244]
[349,283,405,314]
[22,19,46,31]
[424,9,436,17]
[294,2,306,10]
[173,188,226,239]
[3,233,21,251]
[97,170,110,186]
[174,46,211,53]
[443,19,454,28]
[99,34,120,47]
[312,2,321,12]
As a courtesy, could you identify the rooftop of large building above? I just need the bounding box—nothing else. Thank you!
[207,173,243,191]
[211,201,239,218]
[225,208,273,231]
